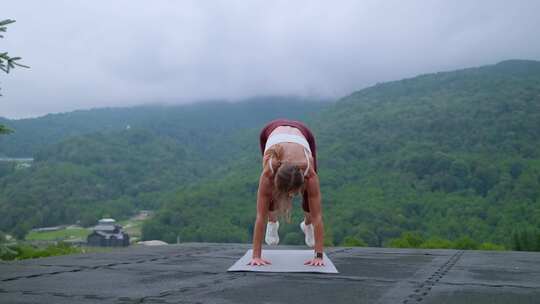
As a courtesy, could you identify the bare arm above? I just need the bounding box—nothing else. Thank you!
[251,171,272,259]
[306,173,324,255]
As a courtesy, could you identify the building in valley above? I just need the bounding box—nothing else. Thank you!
[87,218,130,247]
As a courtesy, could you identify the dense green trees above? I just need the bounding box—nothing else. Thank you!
[141,60,540,250]
[0,97,327,156]
[0,98,328,238]
[1,60,539,251]
[512,228,540,251]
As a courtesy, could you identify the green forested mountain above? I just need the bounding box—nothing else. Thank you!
[312,59,540,248]
[0,97,330,238]
[0,97,327,157]
[1,60,540,250]
[142,60,540,249]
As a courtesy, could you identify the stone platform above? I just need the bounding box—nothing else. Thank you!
[1,243,539,303]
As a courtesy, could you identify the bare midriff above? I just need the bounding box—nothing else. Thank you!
[265,126,312,173]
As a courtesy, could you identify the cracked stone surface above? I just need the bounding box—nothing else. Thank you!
[1,243,539,303]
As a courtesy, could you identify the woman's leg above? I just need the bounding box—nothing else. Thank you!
[303,211,312,225]
[302,194,311,224]
[301,211,315,247]
[266,210,280,245]
[268,199,278,222]
[268,210,278,222]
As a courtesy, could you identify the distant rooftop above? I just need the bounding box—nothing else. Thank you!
[92,225,117,232]
[98,218,116,224]
[1,243,539,303]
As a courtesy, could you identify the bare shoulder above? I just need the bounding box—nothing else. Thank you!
[262,149,280,178]
[261,155,275,179]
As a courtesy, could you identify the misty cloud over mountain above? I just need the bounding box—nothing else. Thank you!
[2,0,540,118]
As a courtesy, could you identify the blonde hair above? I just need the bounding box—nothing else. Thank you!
[265,145,305,223]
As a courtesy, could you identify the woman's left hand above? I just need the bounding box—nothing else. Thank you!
[304,258,324,266]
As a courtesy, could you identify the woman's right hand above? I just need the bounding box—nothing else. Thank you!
[247,257,272,266]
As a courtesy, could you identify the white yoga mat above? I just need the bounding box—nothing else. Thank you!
[227,249,339,273]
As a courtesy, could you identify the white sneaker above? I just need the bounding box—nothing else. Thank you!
[265,221,279,245]
[300,221,315,248]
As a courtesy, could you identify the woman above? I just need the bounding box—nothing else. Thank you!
[248,119,325,267]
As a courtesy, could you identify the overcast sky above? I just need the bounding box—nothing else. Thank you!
[1,1,540,118]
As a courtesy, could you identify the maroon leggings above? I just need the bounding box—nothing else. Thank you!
[259,119,318,212]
